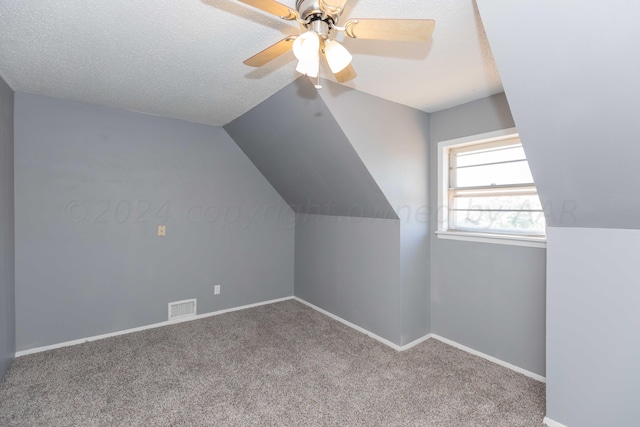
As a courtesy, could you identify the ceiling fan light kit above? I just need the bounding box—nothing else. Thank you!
[295,57,320,78]
[293,30,321,77]
[235,0,436,86]
[324,39,352,74]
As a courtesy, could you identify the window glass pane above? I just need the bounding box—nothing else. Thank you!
[455,145,526,168]
[443,136,546,239]
[451,209,546,235]
[452,194,543,212]
[453,160,534,188]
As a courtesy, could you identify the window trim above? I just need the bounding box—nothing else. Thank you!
[437,127,547,248]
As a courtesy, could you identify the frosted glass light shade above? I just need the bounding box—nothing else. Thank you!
[293,31,320,61]
[324,39,352,73]
[296,56,320,78]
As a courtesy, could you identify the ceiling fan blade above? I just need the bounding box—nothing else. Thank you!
[334,64,357,83]
[243,36,297,67]
[343,19,436,42]
[237,0,298,20]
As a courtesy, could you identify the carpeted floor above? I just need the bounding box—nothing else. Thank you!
[0,300,545,426]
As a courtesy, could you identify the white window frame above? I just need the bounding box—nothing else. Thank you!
[436,127,546,248]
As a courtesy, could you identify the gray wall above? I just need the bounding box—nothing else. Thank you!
[318,81,431,344]
[225,78,396,220]
[431,239,546,375]
[430,93,546,376]
[14,93,294,351]
[295,213,402,343]
[0,75,15,378]
[546,227,640,426]
[227,78,431,346]
[476,1,640,424]
[477,0,640,230]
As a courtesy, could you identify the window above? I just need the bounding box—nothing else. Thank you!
[437,128,546,247]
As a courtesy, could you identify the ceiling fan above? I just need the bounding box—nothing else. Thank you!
[233,0,435,86]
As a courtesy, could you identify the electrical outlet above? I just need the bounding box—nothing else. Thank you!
[157,225,166,237]
[214,285,221,295]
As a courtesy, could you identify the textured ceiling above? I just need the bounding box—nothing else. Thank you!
[0,0,502,126]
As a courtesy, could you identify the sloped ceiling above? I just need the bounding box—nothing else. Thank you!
[477,0,640,229]
[318,80,429,210]
[0,0,502,126]
[224,77,397,219]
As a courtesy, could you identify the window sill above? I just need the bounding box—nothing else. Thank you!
[435,230,547,248]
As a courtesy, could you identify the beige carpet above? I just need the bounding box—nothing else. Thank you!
[0,300,545,426]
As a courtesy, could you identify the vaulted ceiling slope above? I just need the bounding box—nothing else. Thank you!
[224,77,397,219]
[477,0,640,229]
[318,81,430,211]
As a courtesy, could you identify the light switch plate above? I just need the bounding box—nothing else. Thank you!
[157,225,166,237]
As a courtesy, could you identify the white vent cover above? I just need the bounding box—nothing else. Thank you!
[168,299,197,320]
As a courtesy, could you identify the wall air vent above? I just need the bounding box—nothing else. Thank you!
[168,299,197,320]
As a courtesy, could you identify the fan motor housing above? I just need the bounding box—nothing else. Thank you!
[296,0,341,24]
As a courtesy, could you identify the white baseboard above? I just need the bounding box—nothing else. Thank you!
[294,297,546,383]
[399,332,433,351]
[16,295,547,386]
[543,416,568,427]
[430,334,546,383]
[16,296,295,357]
[292,297,424,351]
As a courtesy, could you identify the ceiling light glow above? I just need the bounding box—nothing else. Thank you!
[324,39,352,73]
[296,56,320,78]
[293,31,320,61]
